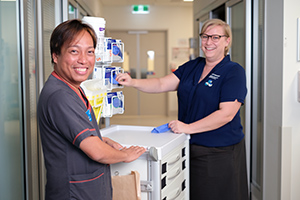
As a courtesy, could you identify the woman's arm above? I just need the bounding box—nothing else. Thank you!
[169,100,242,134]
[116,73,179,93]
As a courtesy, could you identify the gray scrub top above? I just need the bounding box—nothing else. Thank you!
[37,72,112,200]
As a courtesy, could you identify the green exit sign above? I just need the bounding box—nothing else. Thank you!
[132,5,149,14]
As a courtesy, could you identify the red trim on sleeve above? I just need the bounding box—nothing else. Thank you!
[72,128,96,145]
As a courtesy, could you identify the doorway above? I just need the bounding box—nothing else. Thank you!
[107,30,168,116]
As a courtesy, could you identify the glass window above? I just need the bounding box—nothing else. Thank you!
[68,3,76,19]
[147,50,155,73]
[229,1,246,129]
[43,0,57,81]
[0,1,25,199]
[25,0,40,198]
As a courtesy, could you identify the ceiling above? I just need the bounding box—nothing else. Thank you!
[99,0,193,7]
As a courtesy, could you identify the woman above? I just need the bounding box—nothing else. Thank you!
[116,19,248,200]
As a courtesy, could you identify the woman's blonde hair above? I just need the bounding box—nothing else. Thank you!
[200,19,232,56]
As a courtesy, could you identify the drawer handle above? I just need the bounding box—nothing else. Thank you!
[168,188,181,200]
[168,154,180,165]
[168,167,181,180]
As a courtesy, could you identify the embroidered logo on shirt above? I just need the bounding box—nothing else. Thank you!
[205,80,213,87]
[86,109,92,122]
[205,73,220,87]
[209,73,220,80]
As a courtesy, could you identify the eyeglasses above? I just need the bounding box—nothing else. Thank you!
[199,34,228,42]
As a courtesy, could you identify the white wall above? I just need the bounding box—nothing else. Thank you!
[83,0,103,17]
[258,0,300,199]
[282,0,300,199]
[102,5,193,62]
[101,5,193,115]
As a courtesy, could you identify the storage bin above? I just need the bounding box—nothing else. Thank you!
[81,79,107,123]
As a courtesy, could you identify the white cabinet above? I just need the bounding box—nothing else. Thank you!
[101,125,190,200]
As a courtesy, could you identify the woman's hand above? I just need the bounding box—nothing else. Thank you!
[116,73,135,87]
[169,100,242,134]
[168,120,190,134]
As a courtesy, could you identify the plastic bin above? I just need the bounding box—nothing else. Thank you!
[81,79,107,123]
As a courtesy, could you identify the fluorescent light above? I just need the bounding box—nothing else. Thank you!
[183,0,193,2]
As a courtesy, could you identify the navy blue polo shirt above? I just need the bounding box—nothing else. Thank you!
[37,72,112,200]
[173,55,247,147]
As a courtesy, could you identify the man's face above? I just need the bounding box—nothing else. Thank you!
[52,31,95,88]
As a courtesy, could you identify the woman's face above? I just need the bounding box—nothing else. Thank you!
[52,31,95,88]
[201,25,230,62]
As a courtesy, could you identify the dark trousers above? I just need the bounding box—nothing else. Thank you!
[190,138,249,200]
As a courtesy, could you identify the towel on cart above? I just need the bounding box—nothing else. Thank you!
[151,123,171,133]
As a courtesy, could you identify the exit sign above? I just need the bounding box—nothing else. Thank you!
[132,5,149,14]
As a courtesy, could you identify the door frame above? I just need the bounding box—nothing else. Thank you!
[226,0,252,197]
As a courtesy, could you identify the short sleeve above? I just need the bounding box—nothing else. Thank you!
[47,90,97,147]
[220,64,247,104]
[173,57,204,80]
[173,62,185,80]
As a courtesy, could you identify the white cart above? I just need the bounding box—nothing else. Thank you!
[101,125,190,200]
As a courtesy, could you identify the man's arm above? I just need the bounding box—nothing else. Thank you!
[80,136,146,164]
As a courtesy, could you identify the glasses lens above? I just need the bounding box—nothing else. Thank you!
[212,35,220,42]
[200,34,226,42]
[201,34,208,40]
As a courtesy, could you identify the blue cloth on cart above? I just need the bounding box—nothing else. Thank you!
[151,123,170,133]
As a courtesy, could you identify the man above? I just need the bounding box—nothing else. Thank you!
[37,19,145,200]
